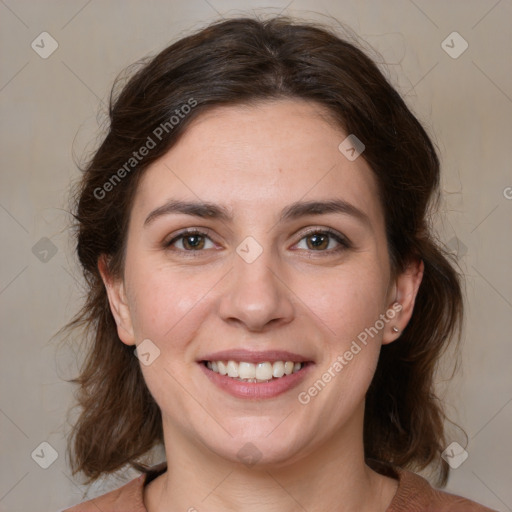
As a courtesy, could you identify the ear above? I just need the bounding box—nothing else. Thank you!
[382,257,424,345]
[97,255,136,346]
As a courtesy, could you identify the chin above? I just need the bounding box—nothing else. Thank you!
[199,428,309,469]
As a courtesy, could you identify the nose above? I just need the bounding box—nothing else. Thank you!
[217,245,295,332]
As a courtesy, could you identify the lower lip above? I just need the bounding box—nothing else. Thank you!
[198,362,314,399]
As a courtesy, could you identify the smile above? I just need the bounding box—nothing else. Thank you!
[199,359,313,399]
[204,360,304,382]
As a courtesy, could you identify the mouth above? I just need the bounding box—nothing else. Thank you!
[197,350,314,399]
[202,359,309,383]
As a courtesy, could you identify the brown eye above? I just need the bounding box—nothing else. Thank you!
[165,230,215,252]
[305,232,330,250]
[295,228,351,254]
[180,234,206,250]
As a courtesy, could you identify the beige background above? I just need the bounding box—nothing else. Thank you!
[0,1,511,511]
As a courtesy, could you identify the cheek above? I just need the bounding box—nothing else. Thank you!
[125,257,209,340]
[296,263,389,340]
[298,263,388,400]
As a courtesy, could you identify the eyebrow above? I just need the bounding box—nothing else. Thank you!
[144,198,371,229]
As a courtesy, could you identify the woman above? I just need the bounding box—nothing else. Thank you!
[61,16,496,512]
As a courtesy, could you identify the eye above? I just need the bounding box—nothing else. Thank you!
[163,227,351,257]
[164,229,216,253]
[294,228,351,254]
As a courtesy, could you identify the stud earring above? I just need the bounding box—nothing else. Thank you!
[392,326,400,333]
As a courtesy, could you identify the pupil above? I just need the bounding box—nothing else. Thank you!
[309,234,327,249]
[186,235,202,249]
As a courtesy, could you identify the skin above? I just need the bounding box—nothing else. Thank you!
[99,99,424,512]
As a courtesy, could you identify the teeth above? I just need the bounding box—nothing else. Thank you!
[284,361,294,375]
[217,361,227,375]
[206,360,304,382]
[238,362,256,379]
[256,362,273,380]
[226,360,238,378]
[272,361,285,378]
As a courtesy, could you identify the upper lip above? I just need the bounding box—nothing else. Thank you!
[199,349,314,364]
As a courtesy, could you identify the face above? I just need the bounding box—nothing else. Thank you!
[101,99,421,468]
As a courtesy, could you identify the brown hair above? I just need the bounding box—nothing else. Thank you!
[63,15,463,487]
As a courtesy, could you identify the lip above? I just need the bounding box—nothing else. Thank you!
[198,360,314,400]
[198,349,313,364]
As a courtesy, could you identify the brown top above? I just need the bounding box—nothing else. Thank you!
[61,462,497,512]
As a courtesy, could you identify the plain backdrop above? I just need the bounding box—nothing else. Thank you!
[0,1,511,511]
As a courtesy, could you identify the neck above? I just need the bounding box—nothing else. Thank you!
[144,411,397,512]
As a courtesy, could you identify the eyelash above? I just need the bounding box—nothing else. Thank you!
[163,227,351,257]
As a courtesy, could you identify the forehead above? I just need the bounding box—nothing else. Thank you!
[131,99,383,229]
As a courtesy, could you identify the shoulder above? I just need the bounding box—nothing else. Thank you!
[388,467,498,512]
[61,474,147,512]
[61,463,167,512]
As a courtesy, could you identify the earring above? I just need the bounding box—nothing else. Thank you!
[392,326,400,333]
